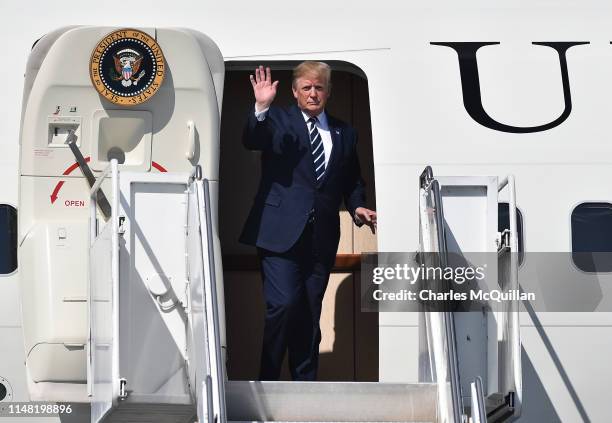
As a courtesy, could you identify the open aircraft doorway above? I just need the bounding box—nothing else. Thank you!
[219,61,378,382]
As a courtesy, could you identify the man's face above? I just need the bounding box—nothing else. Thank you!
[292,75,330,117]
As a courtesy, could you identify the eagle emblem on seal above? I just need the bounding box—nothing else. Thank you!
[112,48,145,87]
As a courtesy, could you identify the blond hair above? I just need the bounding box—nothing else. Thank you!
[292,61,332,90]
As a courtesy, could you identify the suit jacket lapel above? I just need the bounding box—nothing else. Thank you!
[289,105,317,182]
[289,105,311,150]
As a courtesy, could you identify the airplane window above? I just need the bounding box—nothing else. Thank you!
[0,205,17,274]
[498,203,524,265]
[572,202,612,272]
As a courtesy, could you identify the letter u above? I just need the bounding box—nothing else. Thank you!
[431,42,588,133]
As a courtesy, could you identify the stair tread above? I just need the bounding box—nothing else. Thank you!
[226,381,438,423]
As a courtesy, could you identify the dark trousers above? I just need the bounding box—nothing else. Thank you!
[257,221,332,381]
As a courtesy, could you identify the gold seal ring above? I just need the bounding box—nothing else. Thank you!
[89,28,165,106]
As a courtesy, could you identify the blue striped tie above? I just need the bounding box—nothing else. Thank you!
[308,117,325,181]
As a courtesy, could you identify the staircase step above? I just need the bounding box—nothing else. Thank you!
[226,381,438,423]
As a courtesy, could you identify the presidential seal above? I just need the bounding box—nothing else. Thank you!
[89,29,165,106]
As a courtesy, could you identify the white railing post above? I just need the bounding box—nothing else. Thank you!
[418,166,463,423]
[87,159,120,405]
[497,175,522,419]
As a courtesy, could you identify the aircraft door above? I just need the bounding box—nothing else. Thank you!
[17,26,226,403]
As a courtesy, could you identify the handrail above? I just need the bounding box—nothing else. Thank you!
[419,167,463,423]
[202,178,227,423]
[471,377,487,423]
[431,180,448,268]
[497,175,522,420]
[191,175,227,423]
[429,178,462,423]
[89,162,115,203]
[87,159,120,406]
[420,165,434,190]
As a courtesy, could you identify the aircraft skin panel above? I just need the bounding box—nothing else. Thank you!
[0,327,92,421]
[0,274,20,327]
[378,326,421,383]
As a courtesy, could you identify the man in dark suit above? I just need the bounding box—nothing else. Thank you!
[240,62,377,381]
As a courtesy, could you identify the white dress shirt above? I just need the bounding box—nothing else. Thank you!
[254,106,333,168]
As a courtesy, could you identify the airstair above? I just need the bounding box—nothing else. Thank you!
[417,167,522,423]
[87,163,522,423]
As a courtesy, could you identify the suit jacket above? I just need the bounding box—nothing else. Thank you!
[239,104,366,264]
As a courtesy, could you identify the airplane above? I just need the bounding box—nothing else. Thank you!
[1,2,611,422]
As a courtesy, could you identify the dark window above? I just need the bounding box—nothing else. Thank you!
[498,203,524,264]
[0,205,17,274]
[571,202,612,272]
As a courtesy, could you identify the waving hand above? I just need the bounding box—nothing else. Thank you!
[250,65,279,112]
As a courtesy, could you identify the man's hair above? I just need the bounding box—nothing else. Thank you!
[292,61,332,90]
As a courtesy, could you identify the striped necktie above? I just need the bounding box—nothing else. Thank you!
[308,116,325,181]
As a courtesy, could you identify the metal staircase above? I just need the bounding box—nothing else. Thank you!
[87,163,522,423]
[418,167,523,423]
